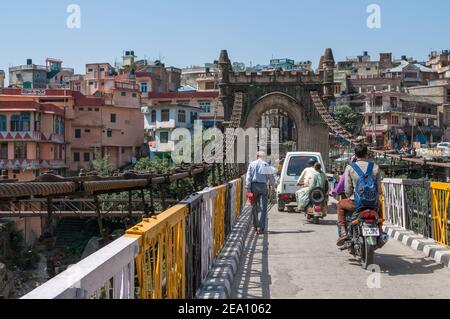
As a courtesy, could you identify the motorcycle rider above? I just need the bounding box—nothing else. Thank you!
[297,158,318,187]
[336,144,382,247]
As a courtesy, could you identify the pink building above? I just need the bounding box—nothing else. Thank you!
[0,88,144,179]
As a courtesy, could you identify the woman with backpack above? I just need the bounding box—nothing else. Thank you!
[336,144,382,247]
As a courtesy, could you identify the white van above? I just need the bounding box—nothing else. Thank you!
[276,152,326,212]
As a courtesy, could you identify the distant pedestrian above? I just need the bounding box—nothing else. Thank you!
[246,151,276,235]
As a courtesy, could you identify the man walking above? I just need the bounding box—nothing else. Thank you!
[246,151,276,235]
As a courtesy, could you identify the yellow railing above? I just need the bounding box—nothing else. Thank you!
[431,182,450,247]
[213,185,227,257]
[235,178,242,219]
[125,204,188,299]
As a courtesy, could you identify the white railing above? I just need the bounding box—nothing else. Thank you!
[382,179,407,228]
[22,236,138,299]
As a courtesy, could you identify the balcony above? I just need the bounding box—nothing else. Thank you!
[0,159,67,170]
[0,131,65,144]
[115,82,139,91]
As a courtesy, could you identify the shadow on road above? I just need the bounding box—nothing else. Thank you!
[375,253,446,276]
[267,230,314,235]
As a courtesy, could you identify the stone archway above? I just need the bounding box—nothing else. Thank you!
[244,92,329,162]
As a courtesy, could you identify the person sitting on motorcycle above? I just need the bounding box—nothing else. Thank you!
[297,158,318,188]
[336,144,382,247]
[296,163,327,212]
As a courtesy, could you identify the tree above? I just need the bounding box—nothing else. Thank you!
[90,155,114,176]
[333,105,362,135]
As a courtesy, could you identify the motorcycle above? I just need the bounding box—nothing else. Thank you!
[304,187,328,224]
[341,207,388,269]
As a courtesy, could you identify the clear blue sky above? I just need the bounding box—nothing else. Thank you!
[1,0,449,77]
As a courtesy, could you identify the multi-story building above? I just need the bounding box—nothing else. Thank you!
[142,104,200,158]
[9,58,74,89]
[408,79,450,140]
[0,88,144,179]
[0,70,5,88]
[383,59,436,87]
[181,63,220,90]
[362,91,441,148]
[427,50,450,79]
[147,91,222,128]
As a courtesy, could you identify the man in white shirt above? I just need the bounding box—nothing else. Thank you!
[246,151,276,235]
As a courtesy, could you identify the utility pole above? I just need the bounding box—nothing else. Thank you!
[371,90,377,146]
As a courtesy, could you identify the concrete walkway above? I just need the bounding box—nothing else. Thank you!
[232,203,450,299]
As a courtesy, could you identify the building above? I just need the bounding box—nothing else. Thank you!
[427,50,450,79]
[142,104,200,158]
[147,91,222,128]
[0,88,144,179]
[0,70,4,89]
[362,91,441,148]
[9,58,74,89]
[408,79,450,140]
[384,59,436,87]
[181,63,220,90]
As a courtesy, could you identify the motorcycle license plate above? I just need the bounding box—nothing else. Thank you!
[362,226,380,236]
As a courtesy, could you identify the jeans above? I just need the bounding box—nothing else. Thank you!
[251,182,268,231]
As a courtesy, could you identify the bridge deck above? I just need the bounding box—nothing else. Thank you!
[232,200,450,299]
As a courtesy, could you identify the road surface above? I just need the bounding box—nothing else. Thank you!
[232,201,450,299]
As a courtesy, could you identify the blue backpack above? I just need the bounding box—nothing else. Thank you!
[351,162,379,208]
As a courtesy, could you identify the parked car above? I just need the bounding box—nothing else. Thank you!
[276,152,326,212]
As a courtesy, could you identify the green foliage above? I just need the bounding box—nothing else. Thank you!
[134,157,170,173]
[1,222,39,270]
[334,105,361,135]
[90,155,114,176]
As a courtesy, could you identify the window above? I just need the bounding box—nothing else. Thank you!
[160,132,169,144]
[0,143,8,159]
[0,115,6,131]
[107,129,112,138]
[390,97,398,108]
[74,152,80,162]
[151,110,157,123]
[53,116,64,135]
[95,108,100,112]
[34,113,41,132]
[111,114,117,123]
[287,156,318,177]
[161,109,170,122]
[75,129,81,138]
[132,93,137,98]
[14,142,27,159]
[377,116,382,125]
[89,81,94,86]
[190,112,198,124]
[10,112,30,132]
[374,96,383,106]
[88,108,93,111]
[79,107,84,111]
[447,89,450,103]
[140,83,148,93]
[121,92,126,97]
[85,129,91,133]
[84,152,90,162]
[178,110,186,123]
[88,68,93,72]
[392,116,399,125]
[99,68,105,72]
[199,101,211,113]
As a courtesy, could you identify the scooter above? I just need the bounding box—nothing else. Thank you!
[304,187,328,224]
